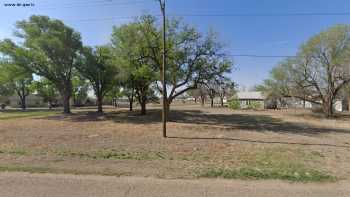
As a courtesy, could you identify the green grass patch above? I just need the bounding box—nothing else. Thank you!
[0,110,58,120]
[198,167,335,182]
[0,148,29,156]
[198,147,336,182]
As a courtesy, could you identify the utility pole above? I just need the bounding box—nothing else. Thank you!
[159,0,167,138]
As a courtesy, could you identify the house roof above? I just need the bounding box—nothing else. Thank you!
[236,91,265,100]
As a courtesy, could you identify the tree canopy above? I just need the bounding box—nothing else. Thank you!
[259,24,350,116]
[6,15,83,113]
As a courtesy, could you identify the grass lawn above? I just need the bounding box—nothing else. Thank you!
[0,110,59,120]
[0,105,349,182]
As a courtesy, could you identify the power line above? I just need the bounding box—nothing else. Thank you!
[169,12,350,17]
[227,54,296,58]
[20,10,350,24]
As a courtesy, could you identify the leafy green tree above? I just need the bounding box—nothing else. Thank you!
[111,20,157,115]
[256,62,293,109]
[34,78,59,109]
[135,15,232,112]
[261,25,350,117]
[72,75,89,107]
[120,80,135,111]
[0,45,34,110]
[111,15,232,114]
[0,64,14,98]
[76,46,119,112]
[3,15,83,113]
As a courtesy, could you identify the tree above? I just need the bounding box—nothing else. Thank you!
[111,15,232,114]
[198,84,208,107]
[216,78,235,107]
[34,78,59,109]
[111,19,157,115]
[71,75,89,107]
[0,62,15,98]
[202,76,234,108]
[187,88,201,103]
[0,44,34,110]
[120,80,135,111]
[76,46,118,113]
[204,79,217,107]
[261,25,350,117]
[137,16,232,112]
[3,15,83,113]
[189,84,208,106]
[256,64,292,109]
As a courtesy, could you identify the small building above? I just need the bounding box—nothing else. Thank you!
[236,91,266,109]
[271,97,313,109]
[333,99,349,112]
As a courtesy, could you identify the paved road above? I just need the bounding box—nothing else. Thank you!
[0,172,349,197]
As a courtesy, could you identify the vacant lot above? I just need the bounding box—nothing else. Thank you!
[0,105,350,181]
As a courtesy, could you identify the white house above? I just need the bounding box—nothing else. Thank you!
[235,91,266,109]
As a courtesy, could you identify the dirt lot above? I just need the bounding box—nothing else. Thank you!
[0,105,350,181]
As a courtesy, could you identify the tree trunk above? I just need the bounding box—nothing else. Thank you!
[165,98,171,115]
[97,95,103,113]
[48,101,52,110]
[211,98,214,107]
[129,100,133,111]
[323,99,333,118]
[20,96,26,111]
[17,84,27,111]
[62,92,71,114]
[201,96,205,107]
[128,90,134,111]
[140,101,146,115]
[220,97,224,107]
[136,88,147,115]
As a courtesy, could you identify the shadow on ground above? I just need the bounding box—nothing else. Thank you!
[38,108,350,136]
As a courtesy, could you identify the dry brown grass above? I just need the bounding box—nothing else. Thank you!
[0,105,349,180]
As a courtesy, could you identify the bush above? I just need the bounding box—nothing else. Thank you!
[198,167,335,182]
[0,104,6,110]
[228,99,241,110]
[247,101,262,110]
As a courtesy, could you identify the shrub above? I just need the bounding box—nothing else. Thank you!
[228,99,241,110]
[247,101,262,110]
[198,167,335,182]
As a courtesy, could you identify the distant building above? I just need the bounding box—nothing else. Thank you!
[266,97,313,109]
[235,91,266,109]
[333,99,349,112]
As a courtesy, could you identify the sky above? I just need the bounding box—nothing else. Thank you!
[1,0,350,89]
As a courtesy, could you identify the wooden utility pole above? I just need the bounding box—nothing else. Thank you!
[159,0,167,138]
